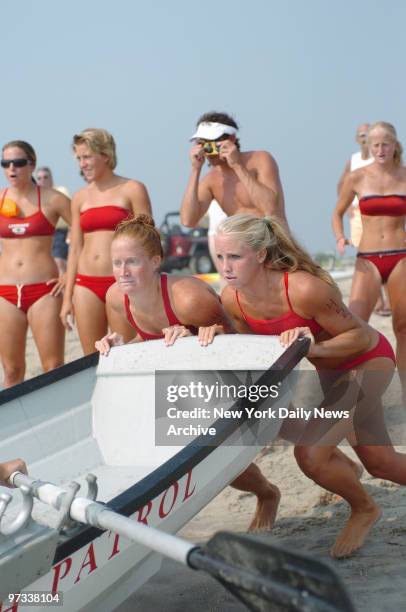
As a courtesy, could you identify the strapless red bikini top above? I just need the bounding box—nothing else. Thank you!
[80,205,130,233]
[359,194,406,217]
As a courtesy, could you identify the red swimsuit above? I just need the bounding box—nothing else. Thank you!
[235,272,395,370]
[0,187,57,312]
[124,274,197,340]
[0,187,55,238]
[357,194,406,283]
[79,205,130,233]
[76,205,131,302]
[236,273,323,337]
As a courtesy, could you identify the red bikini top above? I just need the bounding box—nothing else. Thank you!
[358,194,406,217]
[80,205,130,233]
[236,272,323,336]
[124,273,198,340]
[0,187,55,238]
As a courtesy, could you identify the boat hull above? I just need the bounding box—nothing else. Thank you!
[0,335,306,611]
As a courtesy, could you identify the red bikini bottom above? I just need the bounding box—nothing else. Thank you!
[0,281,57,313]
[337,332,395,370]
[357,249,406,283]
[75,274,115,303]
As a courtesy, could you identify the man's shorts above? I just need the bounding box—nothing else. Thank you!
[52,228,69,260]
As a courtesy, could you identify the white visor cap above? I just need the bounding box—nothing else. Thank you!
[190,121,237,141]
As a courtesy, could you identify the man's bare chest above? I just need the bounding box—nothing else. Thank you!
[210,170,258,212]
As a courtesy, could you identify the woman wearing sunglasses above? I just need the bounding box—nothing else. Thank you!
[0,140,71,387]
[60,128,152,355]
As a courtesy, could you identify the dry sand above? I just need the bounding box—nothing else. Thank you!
[11,277,406,612]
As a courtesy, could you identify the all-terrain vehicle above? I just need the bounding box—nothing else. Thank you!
[160,212,215,274]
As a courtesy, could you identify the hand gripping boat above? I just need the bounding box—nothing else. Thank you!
[0,335,354,612]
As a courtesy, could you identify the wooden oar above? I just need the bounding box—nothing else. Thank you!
[9,472,354,612]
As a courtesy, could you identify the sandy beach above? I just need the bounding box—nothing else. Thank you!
[8,277,406,612]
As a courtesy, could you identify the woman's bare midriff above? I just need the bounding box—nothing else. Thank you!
[358,216,406,251]
[77,231,115,275]
[0,237,58,283]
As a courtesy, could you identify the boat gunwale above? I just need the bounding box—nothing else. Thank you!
[0,353,99,406]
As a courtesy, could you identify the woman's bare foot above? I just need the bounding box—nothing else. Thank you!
[330,502,382,558]
[374,307,391,317]
[248,484,281,531]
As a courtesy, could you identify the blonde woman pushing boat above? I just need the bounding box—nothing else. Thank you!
[201,213,405,558]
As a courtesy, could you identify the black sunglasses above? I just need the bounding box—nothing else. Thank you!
[1,158,31,169]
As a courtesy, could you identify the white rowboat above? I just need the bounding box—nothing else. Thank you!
[0,335,313,611]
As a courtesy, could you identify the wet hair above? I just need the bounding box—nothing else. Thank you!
[72,128,117,169]
[367,121,403,166]
[196,111,240,149]
[217,214,336,287]
[2,140,37,164]
[113,214,164,258]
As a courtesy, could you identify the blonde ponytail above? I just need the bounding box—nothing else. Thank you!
[217,214,336,287]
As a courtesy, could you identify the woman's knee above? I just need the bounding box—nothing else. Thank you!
[2,362,25,385]
[357,447,396,479]
[42,358,64,372]
[294,446,325,478]
[393,320,406,342]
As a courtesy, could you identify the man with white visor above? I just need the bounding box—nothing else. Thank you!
[180,111,288,228]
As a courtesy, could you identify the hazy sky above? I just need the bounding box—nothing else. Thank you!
[2,0,404,252]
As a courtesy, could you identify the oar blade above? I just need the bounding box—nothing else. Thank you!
[188,531,355,612]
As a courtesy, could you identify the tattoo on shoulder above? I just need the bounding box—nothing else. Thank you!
[326,298,352,318]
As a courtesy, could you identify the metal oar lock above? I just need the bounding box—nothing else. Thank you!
[0,482,60,601]
[55,473,99,535]
[85,473,98,502]
[0,472,100,600]
[7,471,355,612]
[0,484,33,536]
